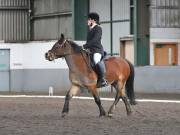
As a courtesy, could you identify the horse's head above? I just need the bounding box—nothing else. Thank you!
[45,34,72,61]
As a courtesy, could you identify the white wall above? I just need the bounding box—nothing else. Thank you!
[0,41,84,69]
[150,42,154,65]
[150,28,180,39]
[124,40,134,65]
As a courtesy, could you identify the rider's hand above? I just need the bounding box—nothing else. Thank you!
[80,45,85,51]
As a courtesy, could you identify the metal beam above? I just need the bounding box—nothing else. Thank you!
[133,0,137,66]
[100,19,130,24]
[31,11,72,20]
[73,0,88,40]
[133,0,150,66]
[0,7,29,10]
[110,0,113,56]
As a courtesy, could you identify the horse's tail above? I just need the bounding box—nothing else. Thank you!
[125,60,137,105]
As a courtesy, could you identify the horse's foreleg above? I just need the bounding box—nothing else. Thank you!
[62,85,80,117]
[108,91,121,117]
[91,89,106,117]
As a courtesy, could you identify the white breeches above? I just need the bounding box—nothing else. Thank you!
[93,53,102,64]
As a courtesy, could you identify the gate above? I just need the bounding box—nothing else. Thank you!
[0,49,10,91]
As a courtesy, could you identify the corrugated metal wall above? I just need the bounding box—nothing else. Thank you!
[150,0,180,28]
[0,0,30,42]
[31,0,72,40]
[89,0,130,55]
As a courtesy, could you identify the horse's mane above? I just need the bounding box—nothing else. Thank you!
[67,40,83,53]
[67,40,79,48]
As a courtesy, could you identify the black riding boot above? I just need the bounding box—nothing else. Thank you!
[95,61,108,88]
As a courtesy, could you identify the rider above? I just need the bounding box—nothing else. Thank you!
[82,12,108,88]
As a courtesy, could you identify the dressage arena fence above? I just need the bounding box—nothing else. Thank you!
[0,95,180,104]
[1,42,180,94]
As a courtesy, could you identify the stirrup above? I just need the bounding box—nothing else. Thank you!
[96,79,108,88]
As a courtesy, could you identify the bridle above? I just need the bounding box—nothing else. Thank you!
[49,39,71,57]
[49,39,92,70]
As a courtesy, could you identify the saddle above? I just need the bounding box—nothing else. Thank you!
[81,48,109,88]
[85,50,107,71]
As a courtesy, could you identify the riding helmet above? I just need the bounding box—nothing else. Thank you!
[88,12,100,24]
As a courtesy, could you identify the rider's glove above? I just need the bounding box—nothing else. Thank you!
[80,45,86,51]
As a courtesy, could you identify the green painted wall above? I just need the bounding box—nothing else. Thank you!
[73,0,89,40]
[134,0,150,66]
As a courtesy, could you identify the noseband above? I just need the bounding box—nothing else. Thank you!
[49,40,71,58]
[48,39,92,70]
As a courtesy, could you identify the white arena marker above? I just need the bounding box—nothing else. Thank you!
[49,86,53,96]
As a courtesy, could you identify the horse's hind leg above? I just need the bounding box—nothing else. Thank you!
[62,85,80,117]
[108,81,132,117]
[121,95,132,116]
[91,89,106,117]
[118,82,132,116]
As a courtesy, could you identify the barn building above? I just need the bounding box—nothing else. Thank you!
[0,0,180,93]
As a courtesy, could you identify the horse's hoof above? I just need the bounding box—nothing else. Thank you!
[99,115,106,118]
[130,100,137,105]
[99,114,106,117]
[127,111,132,116]
[61,112,68,118]
[99,112,106,117]
[108,113,113,118]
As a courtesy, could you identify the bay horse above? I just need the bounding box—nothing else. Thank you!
[45,34,136,117]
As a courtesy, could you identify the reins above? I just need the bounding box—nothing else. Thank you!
[80,51,93,71]
[63,40,93,71]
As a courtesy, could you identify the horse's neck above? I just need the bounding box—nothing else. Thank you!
[65,55,76,72]
[65,53,90,73]
[64,52,97,85]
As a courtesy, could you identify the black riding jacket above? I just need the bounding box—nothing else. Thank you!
[83,25,104,55]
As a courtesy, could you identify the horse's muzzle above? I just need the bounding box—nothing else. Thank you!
[45,52,55,61]
[45,52,48,59]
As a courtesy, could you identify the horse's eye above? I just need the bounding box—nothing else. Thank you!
[55,44,61,48]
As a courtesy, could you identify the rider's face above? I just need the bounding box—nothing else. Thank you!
[87,19,94,27]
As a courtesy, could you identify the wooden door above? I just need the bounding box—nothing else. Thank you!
[154,44,178,66]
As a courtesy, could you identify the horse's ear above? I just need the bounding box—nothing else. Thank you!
[60,34,64,40]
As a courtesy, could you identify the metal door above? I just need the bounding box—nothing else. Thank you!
[0,49,10,91]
